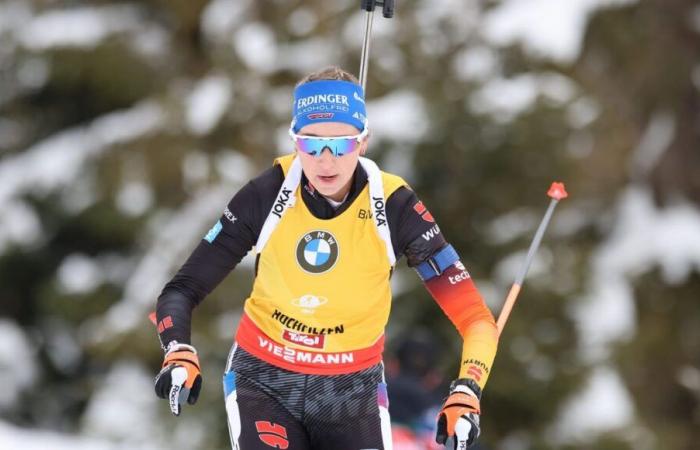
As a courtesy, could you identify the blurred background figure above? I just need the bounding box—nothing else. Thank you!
[1,0,699,449]
[386,331,491,450]
[387,331,445,449]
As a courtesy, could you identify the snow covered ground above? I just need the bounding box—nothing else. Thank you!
[5,0,696,448]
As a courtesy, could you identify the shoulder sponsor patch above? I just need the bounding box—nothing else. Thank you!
[223,206,237,224]
[204,220,223,243]
[413,201,435,222]
[421,224,441,241]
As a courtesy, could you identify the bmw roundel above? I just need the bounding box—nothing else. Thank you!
[296,230,339,274]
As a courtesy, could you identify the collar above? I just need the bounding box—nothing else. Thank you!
[300,164,368,219]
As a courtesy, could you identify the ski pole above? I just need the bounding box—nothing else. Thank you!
[359,0,395,92]
[496,182,569,337]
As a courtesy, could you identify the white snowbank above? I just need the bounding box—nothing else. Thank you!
[0,420,127,450]
[81,362,195,446]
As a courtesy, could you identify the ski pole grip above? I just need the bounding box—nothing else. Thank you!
[382,0,395,18]
[361,0,376,12]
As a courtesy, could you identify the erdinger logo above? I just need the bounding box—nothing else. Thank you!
[296,230,339,274]
[291,294,328,314]
[282,330,325,349]
[297,94,349,109]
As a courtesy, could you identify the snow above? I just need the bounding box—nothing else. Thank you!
[598,187,700,285]
[482,0,638,62]
[276,38,340,75]
[486,208,539,245]
[287,7,319,37]
[470,73,577,121]
[0,420,130,450]
[57,254,105,295]
[215,150,256,185]
[0,101,164,211]
[16,57,50,89]
[182,151,211,190]
[0,319,38,410]
[115,181,155,217]
[200,0,251,44]
[628,111,676,178]
[0,1,32,37]
[18,5,143,51]
[84,176,251,344]
[573,186,700,361]
[566,97,602,129]
[367,90,429,141]
[185,74,233,136]
[452,46,500,82]
[81,362,172,445]
[0,362,189,449]
[233,23,278,73]
[549,366,634,442]
[0,200,41,253]
[43,319,82,374]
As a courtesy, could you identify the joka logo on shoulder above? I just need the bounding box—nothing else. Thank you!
[296,230,339,274]
[291,294,328,314]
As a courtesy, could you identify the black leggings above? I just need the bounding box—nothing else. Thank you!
[223,345,392,450]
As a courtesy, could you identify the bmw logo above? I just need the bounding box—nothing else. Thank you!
[296,230,339,274]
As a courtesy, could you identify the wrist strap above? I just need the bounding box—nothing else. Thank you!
[165,341,197,355]
[450,378,482,399]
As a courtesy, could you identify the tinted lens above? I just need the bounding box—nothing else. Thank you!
[295,137,359,157]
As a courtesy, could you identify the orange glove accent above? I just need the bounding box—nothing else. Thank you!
[154,343,202,416]
[436,379,482,448]
[439,392,480,437]
[162,349,201,390]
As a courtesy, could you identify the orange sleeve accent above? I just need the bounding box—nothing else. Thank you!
[425,263,498,389]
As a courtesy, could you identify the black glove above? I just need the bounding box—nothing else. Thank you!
[436,378,481,449]
[154,342,202,416]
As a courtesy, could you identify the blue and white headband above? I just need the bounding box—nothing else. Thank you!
[291,80,367,133]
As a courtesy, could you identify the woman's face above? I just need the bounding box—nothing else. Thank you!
[295,122,368,202]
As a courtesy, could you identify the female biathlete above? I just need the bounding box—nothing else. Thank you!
[153,66,498,450]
